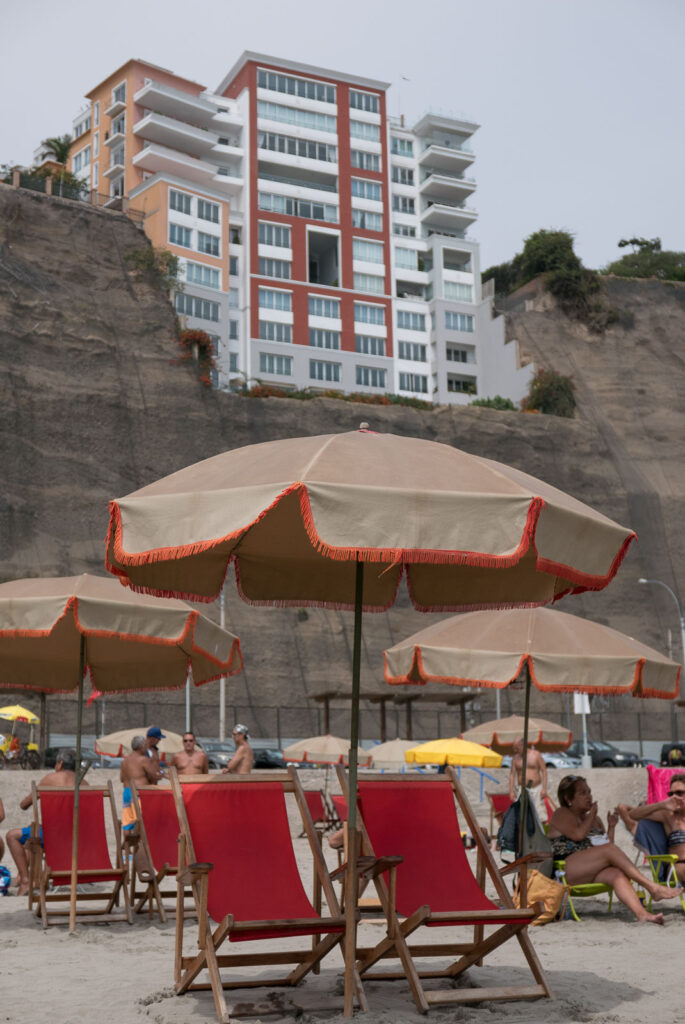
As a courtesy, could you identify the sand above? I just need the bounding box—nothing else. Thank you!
[1,767,682,1024]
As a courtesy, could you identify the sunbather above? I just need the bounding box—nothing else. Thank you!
[548,775,681,924]
[6,749,84,896]
[170,731,208,775]
[221,723,254,774]
[620,773,685,883]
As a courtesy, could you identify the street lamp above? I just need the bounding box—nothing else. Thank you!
[638,577,684,743]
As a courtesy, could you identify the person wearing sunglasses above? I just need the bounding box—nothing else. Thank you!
[623,773,685,884]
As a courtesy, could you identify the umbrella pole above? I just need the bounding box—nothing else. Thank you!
[70,633,86,933]
[518,661,532,860]
[344,558,363,1017]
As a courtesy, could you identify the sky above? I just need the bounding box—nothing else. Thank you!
[2,0,683,271]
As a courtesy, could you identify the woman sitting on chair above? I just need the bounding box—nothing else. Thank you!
[548,775,681,925]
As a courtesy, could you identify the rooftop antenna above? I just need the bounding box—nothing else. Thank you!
[399,75,410,125]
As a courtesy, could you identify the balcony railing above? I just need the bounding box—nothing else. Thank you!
[258,171,337,194]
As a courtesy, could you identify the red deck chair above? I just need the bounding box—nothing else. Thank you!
[300,789,339,835]
[170,769,366,1023]
[127,784,194,922]
[33,782,132,928]
[486,791,512,838]
[331,793,348,823]
[337,768,551,1012]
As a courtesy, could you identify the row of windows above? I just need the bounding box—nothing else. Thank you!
[397,310,425,331]
[169,190,220,223]
[258,131,337,163]
[175,293,220,322]
[258,291,387,326]
[392,195,415,214]
[259,356,384,389]
[350,120,380,142]
[445,312,474,332]
[349,89,380,113]
[353,238,383,264]
[256,326,388,360]
[310,328,340,349]
[259,320,292,343]
[351,150,380,171]
[444,282,473,302]
[393,223,415,237]
[392,166,414,185]
[447,376,477,394]
[354,271,384,294]
[399,372,427,393]
[169,223,220,257]
[259,287,291,311]
[352,209,382,231]
[186,261,220,290]
[398,341,427,362]
[258,191,338,223]
[351,178,382,202]
[258,68,336,104]
[391,137,414,157]
[73,147,91,173]
[257,100,336,134]
[309,295,340,318]
[258,222,291,248]
[258,257,291,279]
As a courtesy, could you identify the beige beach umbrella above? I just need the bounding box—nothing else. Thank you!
[94,727,185,759]
[282,733,371,767]
[104,427,635,1014]
[461,714,572,753]
[0,573,243,930]
[368,738,417,770]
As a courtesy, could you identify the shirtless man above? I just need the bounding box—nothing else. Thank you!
[222,724,254,775]
[509,736,549,823]
[621,773,685,883]
[120,735,160,788]
[170,732,209,775]
[6,748,83,896]
[145,727,165,773]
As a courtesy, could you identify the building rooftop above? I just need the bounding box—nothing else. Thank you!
[216,50,390,96]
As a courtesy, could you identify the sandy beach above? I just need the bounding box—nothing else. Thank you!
[2,767,683,1024]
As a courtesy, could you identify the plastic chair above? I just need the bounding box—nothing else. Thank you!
[553,859,614,921]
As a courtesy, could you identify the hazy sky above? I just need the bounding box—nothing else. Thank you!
[2,0,682,270]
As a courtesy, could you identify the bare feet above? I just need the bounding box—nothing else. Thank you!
[16,882,29,897]
[638,911,664,925]
[649,883,682,902]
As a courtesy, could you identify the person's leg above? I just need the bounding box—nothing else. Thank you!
[594,866,663,924]
[563,843,679,900]
[6,829,29,895]
[616,803,638,836]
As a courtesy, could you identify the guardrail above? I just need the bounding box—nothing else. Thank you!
[7,170,144,224]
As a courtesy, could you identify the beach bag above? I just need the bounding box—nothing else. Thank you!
[514,868,569,925]
[498,794,554,877]
[0,865,11,895]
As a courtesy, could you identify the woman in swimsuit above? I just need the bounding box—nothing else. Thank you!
[625,772,685,883]
[548,775,680,924]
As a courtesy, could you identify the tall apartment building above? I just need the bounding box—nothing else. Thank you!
[67,54,532,404]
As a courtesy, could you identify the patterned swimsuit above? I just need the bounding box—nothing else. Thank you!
[550,834,592,860]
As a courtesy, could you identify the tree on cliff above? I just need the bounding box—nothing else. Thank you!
[603,237,685,282]
[40,134,73,167]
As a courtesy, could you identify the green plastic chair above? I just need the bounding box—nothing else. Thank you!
[554,859,614,922]
[643,854,685,913]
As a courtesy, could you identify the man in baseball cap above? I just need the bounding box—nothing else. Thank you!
[145,726,166,770]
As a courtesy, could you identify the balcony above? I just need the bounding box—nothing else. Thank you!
[420,172,476,205]
[104,130,125,148]
[418,143,475,176]
[132,143,224,188]
[103,155,126,179]
[258,168,337,194]
[105,96,126,118]
[133,112,216,158]
[421,199,477,233]
[134,80,217,129]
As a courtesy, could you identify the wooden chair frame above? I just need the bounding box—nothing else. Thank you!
[169,768,367,1023]
[336,766,551,1013]
[31,781,132,928]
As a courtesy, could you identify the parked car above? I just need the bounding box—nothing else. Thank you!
[660,742,685,767]
[254,749,287,770]
[499,750,581,770]
[200,740,235,770]
[44,746,122,769]
[566,740,641,767]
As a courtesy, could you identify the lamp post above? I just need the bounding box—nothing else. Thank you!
[638,577,683,743]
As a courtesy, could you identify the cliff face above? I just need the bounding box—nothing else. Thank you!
[1,185,683,741]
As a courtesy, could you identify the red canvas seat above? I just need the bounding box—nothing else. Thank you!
[171,770,365,1023]
[33,783,131,928]
[127,785,189,922]
[337,769,551,1012]
[486,791,512,836]
[331,793,348,823]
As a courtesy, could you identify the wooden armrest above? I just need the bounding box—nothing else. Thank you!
[499,852,549,877]
[331,854,402,882]
[177,861,213,885]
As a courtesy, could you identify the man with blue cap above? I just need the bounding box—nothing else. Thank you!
[145,726,165,773]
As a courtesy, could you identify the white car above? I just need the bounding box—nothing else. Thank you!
[500,750,581,770]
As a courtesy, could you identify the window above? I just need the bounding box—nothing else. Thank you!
[174,294,219,322]
[231,227,242,244]
[260,352,293,375]
[394,247,418,270]
[391,137,413,157]
[186,262,220,289]
[447,346,470,363]
[443,249,472,271]
[398,341,427,361]
[258,131,337,163]
[257,101,336,134]
[169,223,192,248]
[198,232,220,257]
[355,334,386,356]
[352,178,382,202]
[352,209,382,231]
[169,190,192,215]
[229,352,238,372]
[198,199,220,223]
[93,133,99,158]
[72,146,91,173]
[445,311,475,332]
[229,288,239,307]
[257,68,335,103]
[350,120,380,142]
[354,272,384,294]
[309,295,340,318]
[350,90,379,113]
[392,195,415,214]
[399,372,428,393]
[444,282,473,302]
[229,320,239,340]
[229,255,239,276]
[309,328,340,349]
[353,238,383,264]
[113,83,126,104]
[259,222,291,248]
[356,365,386,388]
[392,166,414,185]
[259,287,291,311]
[354,302,385,325]
[92,164,99,188]
[260,321,292,342]
[397,310,426,331]
[447,376,477,394]
[94,102,100,127]
[351,150,380,171]
[258,191,338,223]
[393,223,416,237]
[310,359,341,383]
[110,144,125,168]
[111,114,125,136]
[258,257,290,279]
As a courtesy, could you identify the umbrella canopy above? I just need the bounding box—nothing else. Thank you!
[368,738,417,770]
[94,727,185,759]
[0,573,243,693]
[105,429,635,608]
[461,714,572,753]
[383,606,680,700]
[405,737,503,768]
[0,704,39,724]
[282,734,371,767]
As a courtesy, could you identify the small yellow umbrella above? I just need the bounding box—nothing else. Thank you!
[405,737,502,768]
[0,704,40,724]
